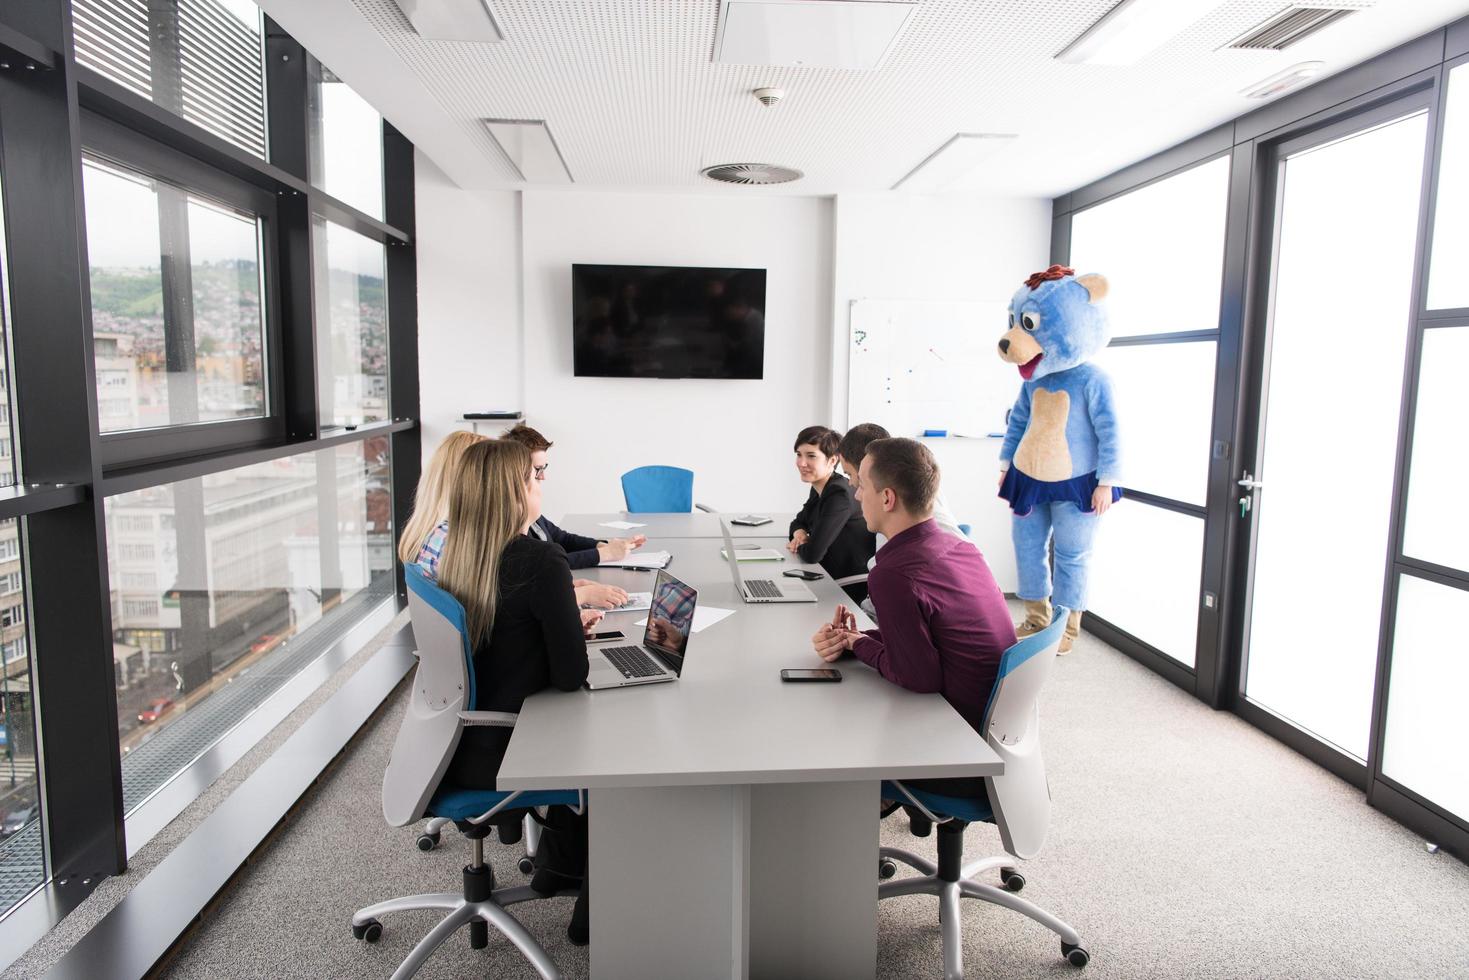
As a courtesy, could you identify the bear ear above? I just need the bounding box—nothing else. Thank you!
[1076,273,1108,303]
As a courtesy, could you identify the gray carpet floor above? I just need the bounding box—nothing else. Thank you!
[144,607,1469,978]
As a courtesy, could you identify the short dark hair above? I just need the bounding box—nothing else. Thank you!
[837,422,890,468]
[502,424,552,453]
[793,425,840,458]
[864,437,939,515]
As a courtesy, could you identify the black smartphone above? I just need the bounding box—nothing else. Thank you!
[780,668,842,682]
[588,630,626,643]
[782,569,822,580]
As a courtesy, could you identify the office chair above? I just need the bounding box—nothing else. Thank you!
[351,564,584,980]
[620,465,694,512]
[877,610,1088,978]
[957,523,972,537]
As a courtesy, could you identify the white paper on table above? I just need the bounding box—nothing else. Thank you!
[634,605,735,635]
[598,520,647,530]
[599,550,672,569]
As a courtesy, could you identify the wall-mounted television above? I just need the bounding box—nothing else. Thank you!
[572,263,766,379]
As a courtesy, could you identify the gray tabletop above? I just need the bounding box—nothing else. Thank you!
[559,511,796,540]
[497,536,1002,790]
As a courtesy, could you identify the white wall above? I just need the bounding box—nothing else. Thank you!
[411,180,1052,560]
[414,152,522,454]
[830,194,1053,590]
[520,191,834,517]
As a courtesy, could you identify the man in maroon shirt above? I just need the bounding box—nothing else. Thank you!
[812,437,1017,797]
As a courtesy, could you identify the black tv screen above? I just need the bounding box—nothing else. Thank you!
[572,264,766,379]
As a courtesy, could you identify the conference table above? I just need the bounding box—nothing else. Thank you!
[497,513,1004,980]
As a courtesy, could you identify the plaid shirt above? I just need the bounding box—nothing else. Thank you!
[417,521,449,580]
[650,579,696,632]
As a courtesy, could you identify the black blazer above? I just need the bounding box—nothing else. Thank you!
[531,515,602,570]
[789,473,876,585]
[445,536,589,788]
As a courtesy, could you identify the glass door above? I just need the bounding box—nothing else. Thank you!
[1237,103,1431,765]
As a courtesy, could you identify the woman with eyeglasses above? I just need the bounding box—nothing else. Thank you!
[435,437,597,944]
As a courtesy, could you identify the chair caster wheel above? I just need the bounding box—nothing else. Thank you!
[1062,941,1089,967]
[415,831,440,852]
[353,919,383,943]
[878,858,897,880]
[518,856,535,875]
[1001,868,1025,892]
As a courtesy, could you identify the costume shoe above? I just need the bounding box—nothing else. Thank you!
[1057,609,1083,655]
[1016,598,1052,637]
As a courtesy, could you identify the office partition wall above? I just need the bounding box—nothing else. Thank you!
[0,0,420,945]
[1054,20,1469,862]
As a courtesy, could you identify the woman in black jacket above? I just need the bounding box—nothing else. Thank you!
[436,438,598,943]
[788,425,876,601]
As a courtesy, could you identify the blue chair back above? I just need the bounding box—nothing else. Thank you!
[381,564,478,826]
[621,465,694,512]
[957,523,972,537]
[981,609,1068,860]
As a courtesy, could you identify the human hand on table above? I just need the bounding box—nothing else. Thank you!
[579,608,605,637]
[787,529,809,553]
[575,581,628,609]
[598,535,646,562]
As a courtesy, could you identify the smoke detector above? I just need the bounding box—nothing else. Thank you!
[754,87,785,107]
[701,163,804,185]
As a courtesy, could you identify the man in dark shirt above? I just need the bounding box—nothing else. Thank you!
[812,437,1016,797]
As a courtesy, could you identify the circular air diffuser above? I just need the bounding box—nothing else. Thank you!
[701,163,804,185]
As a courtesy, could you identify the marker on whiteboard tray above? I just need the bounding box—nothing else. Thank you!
[923,429,947,438]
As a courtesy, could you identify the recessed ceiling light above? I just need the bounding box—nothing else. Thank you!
[892,134,1018,192]
[1055,0,1226,66]
[484,120,571,183]
[393,0,503,43]
[1241,61,1326,99]
[715,0,917,70]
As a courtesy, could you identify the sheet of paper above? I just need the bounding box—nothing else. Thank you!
[598,520,647,530]
[634,605,735,635]
[599,550,672,569]
[595,591,651,613]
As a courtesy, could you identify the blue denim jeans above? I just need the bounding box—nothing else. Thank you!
[1012,501,1099,612]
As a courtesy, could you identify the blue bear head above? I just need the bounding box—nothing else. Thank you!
[998,265,1111,381]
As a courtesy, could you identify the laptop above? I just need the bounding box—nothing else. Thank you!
[721,519,818,603]
[585,569,697,690]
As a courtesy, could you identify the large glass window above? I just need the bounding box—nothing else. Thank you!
[1089,502,1204,667]
[1402,327,1469,570]
[313,219,388,428]
[1427,62,1469,310]
[83,157,268,434]
[1070,156,1230,338]
[106,440,394,813]
[308,58,384,219]
[72,0,267,159]
[1381,575,1469,821]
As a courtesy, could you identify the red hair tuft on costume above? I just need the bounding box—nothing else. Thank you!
[1024,264,1075,290]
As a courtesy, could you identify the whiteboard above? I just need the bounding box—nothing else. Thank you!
[847,298,1018,439]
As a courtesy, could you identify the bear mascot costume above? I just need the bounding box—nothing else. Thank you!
[996,265,1121,654]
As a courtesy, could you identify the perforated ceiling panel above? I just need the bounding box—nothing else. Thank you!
[346,0,1466,195]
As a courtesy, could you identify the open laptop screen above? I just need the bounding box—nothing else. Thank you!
[643,569,697,674]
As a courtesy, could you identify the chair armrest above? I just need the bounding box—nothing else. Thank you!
[834,573,868,588]
[694,502,717,513]
[459,711,518,728]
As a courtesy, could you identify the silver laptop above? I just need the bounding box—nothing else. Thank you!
[585,569,696,689]
[721,519,818,603]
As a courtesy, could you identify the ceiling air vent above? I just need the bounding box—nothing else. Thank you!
[701,163,804,185]
[1226,6,1358,51]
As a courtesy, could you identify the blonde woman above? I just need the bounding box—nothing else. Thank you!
[397,429,484,568]
[435,438,594,944]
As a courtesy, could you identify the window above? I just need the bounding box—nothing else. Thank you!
[1402,327,1469,570]
[1065,155,1230,665]
[72,0,268,159]
[105,441,394,813]
[0,519,41,911]
[0,169,17,491]
[313,219,388,428]
[308,57,384,219]
[83,157,269,435]
[1427,62,1469,310]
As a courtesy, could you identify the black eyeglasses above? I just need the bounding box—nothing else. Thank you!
[533,463,550,477]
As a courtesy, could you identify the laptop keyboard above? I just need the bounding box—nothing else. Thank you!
[746,578,783,599]
[602,645,666,679]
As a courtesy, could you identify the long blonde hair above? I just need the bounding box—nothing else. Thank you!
[437,439,533,643]
[397,430,485,564]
